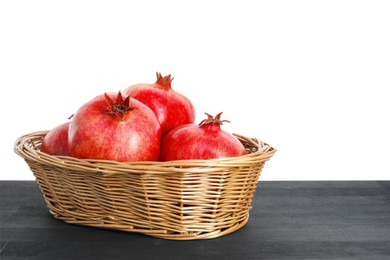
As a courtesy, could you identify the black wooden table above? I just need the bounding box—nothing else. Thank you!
[1,181,389,259]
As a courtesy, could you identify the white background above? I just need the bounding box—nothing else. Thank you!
[1,0,389,180]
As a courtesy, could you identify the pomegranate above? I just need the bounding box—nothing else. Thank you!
[41,122,70,156]
[68,91,161,162]
[160,112,247,161]
[123,72,195,135]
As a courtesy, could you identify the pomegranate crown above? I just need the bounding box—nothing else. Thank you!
[155,72,174,89]
[199,112,231,126]
[104,91,135,121]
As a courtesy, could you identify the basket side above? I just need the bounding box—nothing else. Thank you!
[14,131,276,240]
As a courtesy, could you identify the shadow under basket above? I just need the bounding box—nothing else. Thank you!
[14,131,276,240]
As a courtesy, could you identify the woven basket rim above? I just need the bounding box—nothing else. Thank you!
[14,130,276,175]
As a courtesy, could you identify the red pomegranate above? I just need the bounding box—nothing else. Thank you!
[160,112,247,161]
[41,122,70,156]
[68,91,161,162]
[123,72,195,135]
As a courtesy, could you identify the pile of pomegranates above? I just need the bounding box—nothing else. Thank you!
[41,72,247,162]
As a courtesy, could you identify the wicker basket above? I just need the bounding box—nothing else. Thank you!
[14,131,276,240]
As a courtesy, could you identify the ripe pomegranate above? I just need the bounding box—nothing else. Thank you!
[123,72,195,136]
[68,92,161,162]
[160,112,247,161]
[41,122,70,156]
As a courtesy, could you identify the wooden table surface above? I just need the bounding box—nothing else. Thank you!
[1,181,389,259]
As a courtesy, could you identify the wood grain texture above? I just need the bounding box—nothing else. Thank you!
[1,181,390,259]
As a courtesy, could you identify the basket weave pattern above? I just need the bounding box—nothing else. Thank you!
[14,131,275,240]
